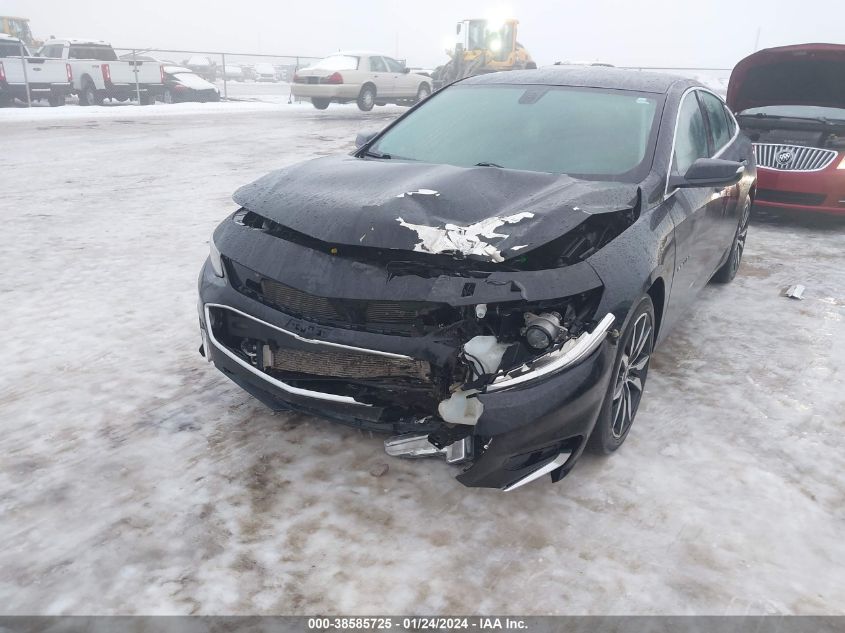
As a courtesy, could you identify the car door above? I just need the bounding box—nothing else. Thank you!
[367,55,392,97]
[383,56,414,97]
[665,90,722,314]
[699,90,744,252]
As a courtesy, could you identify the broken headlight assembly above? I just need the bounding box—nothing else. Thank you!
[522,312,566,350]
[209,239,225,277]
[457,291,602,386]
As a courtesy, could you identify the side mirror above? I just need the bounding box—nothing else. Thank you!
[402,67,410,74]
[669,158,744,189]
[355,130,379,149]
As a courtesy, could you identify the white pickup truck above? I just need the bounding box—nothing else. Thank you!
[38,39,164,105]
[0,34,72,106]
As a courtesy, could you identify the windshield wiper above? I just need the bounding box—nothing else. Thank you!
[475,161,504,168]
[363,149,391,159]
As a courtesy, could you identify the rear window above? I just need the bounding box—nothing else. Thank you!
[314,55,359,71]
[0,40,28,57]
[69,45,117,61]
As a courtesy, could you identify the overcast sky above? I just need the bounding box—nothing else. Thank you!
[8,1,842,68]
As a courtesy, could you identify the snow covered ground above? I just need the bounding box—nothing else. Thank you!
[0,103,843,616]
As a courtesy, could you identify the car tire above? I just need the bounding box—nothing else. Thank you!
[0,94,12,107]
[311,98,330,110]
[48,92,65,107]
[139,92,156,106]
[712,196,751,284]
[79,80,102,107]
[415,83,431,104]
[587,295,655,454]
[357,84,376,111]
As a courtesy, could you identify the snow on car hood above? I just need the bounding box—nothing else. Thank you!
[171,71,216,91]
[728,43,845,112]
[232,155,639,263]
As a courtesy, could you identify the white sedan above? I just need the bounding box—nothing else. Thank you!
[292,51,432,111]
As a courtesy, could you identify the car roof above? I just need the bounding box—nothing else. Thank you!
[44,38,112,46]
[326,50,394,58]
[464,66,694,94]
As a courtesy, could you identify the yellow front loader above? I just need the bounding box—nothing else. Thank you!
[0,16,41,47]
[432,18,535,90]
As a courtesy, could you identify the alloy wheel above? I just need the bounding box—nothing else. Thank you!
[611,312,653,439]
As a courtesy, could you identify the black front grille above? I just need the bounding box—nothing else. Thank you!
[260,279,421,326]
[757,189,826,206]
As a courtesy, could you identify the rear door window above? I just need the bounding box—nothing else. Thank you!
[673,92,710,174]
[369,56,387,72]
[699,91,732,154]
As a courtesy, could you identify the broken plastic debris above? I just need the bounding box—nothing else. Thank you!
[784,284,805,300]
[438,389,484,426]
[463,335,509,376]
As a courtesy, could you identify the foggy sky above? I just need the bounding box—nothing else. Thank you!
[8,1,843,68]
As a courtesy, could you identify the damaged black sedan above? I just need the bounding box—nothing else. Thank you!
[198,67,756,490]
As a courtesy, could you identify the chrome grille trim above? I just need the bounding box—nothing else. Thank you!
[753,143,838,172]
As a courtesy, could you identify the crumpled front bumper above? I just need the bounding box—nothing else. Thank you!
[198,258,615,490]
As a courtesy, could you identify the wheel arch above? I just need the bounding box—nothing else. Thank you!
[646,277,666,341]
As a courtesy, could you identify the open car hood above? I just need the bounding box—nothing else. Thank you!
[232,155,639,263]
[728,43,845,112]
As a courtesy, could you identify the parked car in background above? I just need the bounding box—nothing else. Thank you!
[255,62,276,82]
[729,43,845,216]
[0,34,71,106]
[222,64,244,81]
[184,55,216,82]
[241,65,256,81]
[292,51,432,111]
[39,38,163,105]
[198,67,756,490]
[160,65,219,103]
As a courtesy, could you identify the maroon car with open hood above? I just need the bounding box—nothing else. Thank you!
[728,43,845,215]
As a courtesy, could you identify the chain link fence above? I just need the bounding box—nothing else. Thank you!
[3,48,731,108]
[2,44,321,107]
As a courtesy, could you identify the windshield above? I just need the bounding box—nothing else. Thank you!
[313,55,359,71]
[369,85,661,181]
[739,105,845,122]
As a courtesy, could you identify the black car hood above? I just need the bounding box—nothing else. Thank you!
[233,155,639,262]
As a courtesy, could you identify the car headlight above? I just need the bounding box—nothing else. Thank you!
[209,239,224,277]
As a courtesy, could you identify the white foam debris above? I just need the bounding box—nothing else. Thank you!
[438,389,484,426]
[396,189,440,198]
[396,212,534,262]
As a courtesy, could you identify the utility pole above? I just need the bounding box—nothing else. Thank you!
[753,28,761,52]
